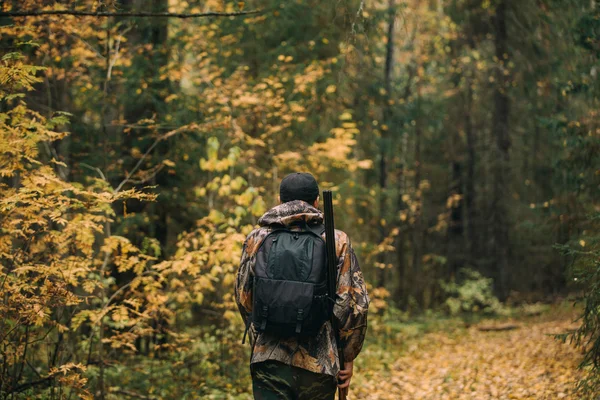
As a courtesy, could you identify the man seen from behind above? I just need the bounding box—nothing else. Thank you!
[234,172,370,400]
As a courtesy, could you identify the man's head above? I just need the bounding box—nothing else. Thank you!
[279,172,320,207]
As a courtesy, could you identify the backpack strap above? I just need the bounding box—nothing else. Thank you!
[259,305,268,331]
[295,308,304,334]
[242,316,250,344]
[309,223,326,237]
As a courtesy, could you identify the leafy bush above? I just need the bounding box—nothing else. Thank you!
[0,52,170,398]
[441,269,505,316]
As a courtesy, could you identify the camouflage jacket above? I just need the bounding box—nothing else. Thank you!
[234,200,369,377]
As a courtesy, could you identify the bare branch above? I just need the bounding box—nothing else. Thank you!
[114,123,198,193]
[128,165,165,186]
[351,0,365,36]
[107,28,129,81]
[80,163,107,181]
[25,359,43,379]
[99,270,160,320]
[2,10,264,18]
[10,376,54,394]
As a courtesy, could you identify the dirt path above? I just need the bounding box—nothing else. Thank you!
[353,313,584,400]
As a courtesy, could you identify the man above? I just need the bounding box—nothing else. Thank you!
[235,172,369,400]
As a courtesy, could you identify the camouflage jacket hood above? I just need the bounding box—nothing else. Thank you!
[235,200,370,377]
[257,200,323,227]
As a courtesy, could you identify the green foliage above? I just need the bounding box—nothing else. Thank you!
[556,216,600,395]
[552,6,600,391]
[441,269,506,316]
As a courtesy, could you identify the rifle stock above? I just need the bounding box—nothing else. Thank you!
[323,190,347,400]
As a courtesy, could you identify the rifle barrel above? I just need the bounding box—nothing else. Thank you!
[323,190,346,400]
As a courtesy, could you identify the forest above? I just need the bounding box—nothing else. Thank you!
[1,0,599,399]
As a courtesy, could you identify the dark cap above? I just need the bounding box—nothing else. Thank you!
[279,172,320,204]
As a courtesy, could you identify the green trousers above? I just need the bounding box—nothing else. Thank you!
[250,360,337,400]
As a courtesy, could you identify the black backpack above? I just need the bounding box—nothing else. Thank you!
[250,221,332,337]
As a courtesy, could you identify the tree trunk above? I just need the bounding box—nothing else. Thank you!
[377,0,395,287]
[464,63,478,267]
[119,0,170,239]
[491,0,510,300]
[448,161,464,279]
[394,69,416,307]
[411,84,424,308]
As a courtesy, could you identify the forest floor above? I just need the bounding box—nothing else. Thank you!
[352,305,586,400]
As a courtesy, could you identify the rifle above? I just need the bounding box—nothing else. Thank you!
[323,190,347,400]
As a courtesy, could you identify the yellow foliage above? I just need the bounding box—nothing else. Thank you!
[0,53,169,396]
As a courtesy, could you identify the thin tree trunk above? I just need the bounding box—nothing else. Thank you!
[491,0,510,300]
[411,83,424,307]
[394,63,415,306]
[448,161,464,278]
[377,0,395,287]
[464,66,478,267]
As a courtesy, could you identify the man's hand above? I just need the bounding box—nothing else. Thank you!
[337,360,354,396]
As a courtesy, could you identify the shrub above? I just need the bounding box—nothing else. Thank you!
[441,269,505,316]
